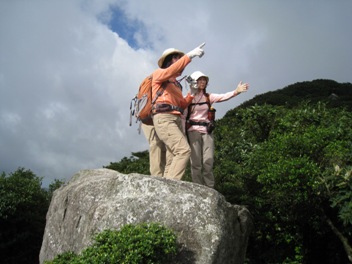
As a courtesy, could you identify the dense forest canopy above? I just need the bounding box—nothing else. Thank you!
[239,79,352,110]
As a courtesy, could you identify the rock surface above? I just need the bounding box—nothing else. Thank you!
[40,169,253,264]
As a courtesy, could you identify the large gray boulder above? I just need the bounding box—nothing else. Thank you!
[40,169,253,264]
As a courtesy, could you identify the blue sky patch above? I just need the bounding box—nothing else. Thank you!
[106,7,148,49]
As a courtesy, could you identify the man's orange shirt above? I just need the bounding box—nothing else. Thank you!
[152,55,193,115]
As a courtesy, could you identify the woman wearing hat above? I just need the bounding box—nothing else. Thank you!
[150,44,205,180]
[184,71,249,188]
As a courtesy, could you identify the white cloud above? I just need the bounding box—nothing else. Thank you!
[0,0,351,186]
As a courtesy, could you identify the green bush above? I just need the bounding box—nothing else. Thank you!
[45,222,177,264]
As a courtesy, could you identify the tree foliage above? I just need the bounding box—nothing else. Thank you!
[322,165,352,226]
[0,168,49,264]
[239,79,352,111]
[104,151,150,175]
[47,179,66,200]
[214,102,352,263]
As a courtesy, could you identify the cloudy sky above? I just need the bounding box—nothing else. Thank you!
[1,0,351,187]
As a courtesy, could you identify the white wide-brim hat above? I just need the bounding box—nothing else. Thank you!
[190,71,209,83]
[158,48,185,68]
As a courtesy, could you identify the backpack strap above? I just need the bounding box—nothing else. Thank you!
[204,93,211,108]
[152,78,183,105]
[151,82,166,105]
[153,103,184,114]
[189,102,208,106]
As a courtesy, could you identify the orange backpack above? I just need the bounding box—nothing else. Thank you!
[129,75,166,130]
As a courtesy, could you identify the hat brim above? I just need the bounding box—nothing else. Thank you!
[158,49,185,68]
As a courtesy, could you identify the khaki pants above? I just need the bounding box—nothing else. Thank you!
[141,123,166,176]
[153,113,191,180]
[188,130,215,188]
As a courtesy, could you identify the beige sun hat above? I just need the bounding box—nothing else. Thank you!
[157,48,185,68]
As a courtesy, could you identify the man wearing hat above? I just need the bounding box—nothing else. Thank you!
[149,43,205,180]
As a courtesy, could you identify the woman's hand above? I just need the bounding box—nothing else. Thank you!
[234,81,249,94]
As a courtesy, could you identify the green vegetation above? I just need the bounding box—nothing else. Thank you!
[212,80,352,263]
[239,79,352,111]
[1,79,351,263]
[105,150,150,175]
[0,168,59,264]
[214,102,352,263]
[44,223,177,264]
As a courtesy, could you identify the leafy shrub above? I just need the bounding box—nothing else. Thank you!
[45,222,177,264]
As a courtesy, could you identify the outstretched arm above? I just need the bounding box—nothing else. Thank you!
[209,81,250,104]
